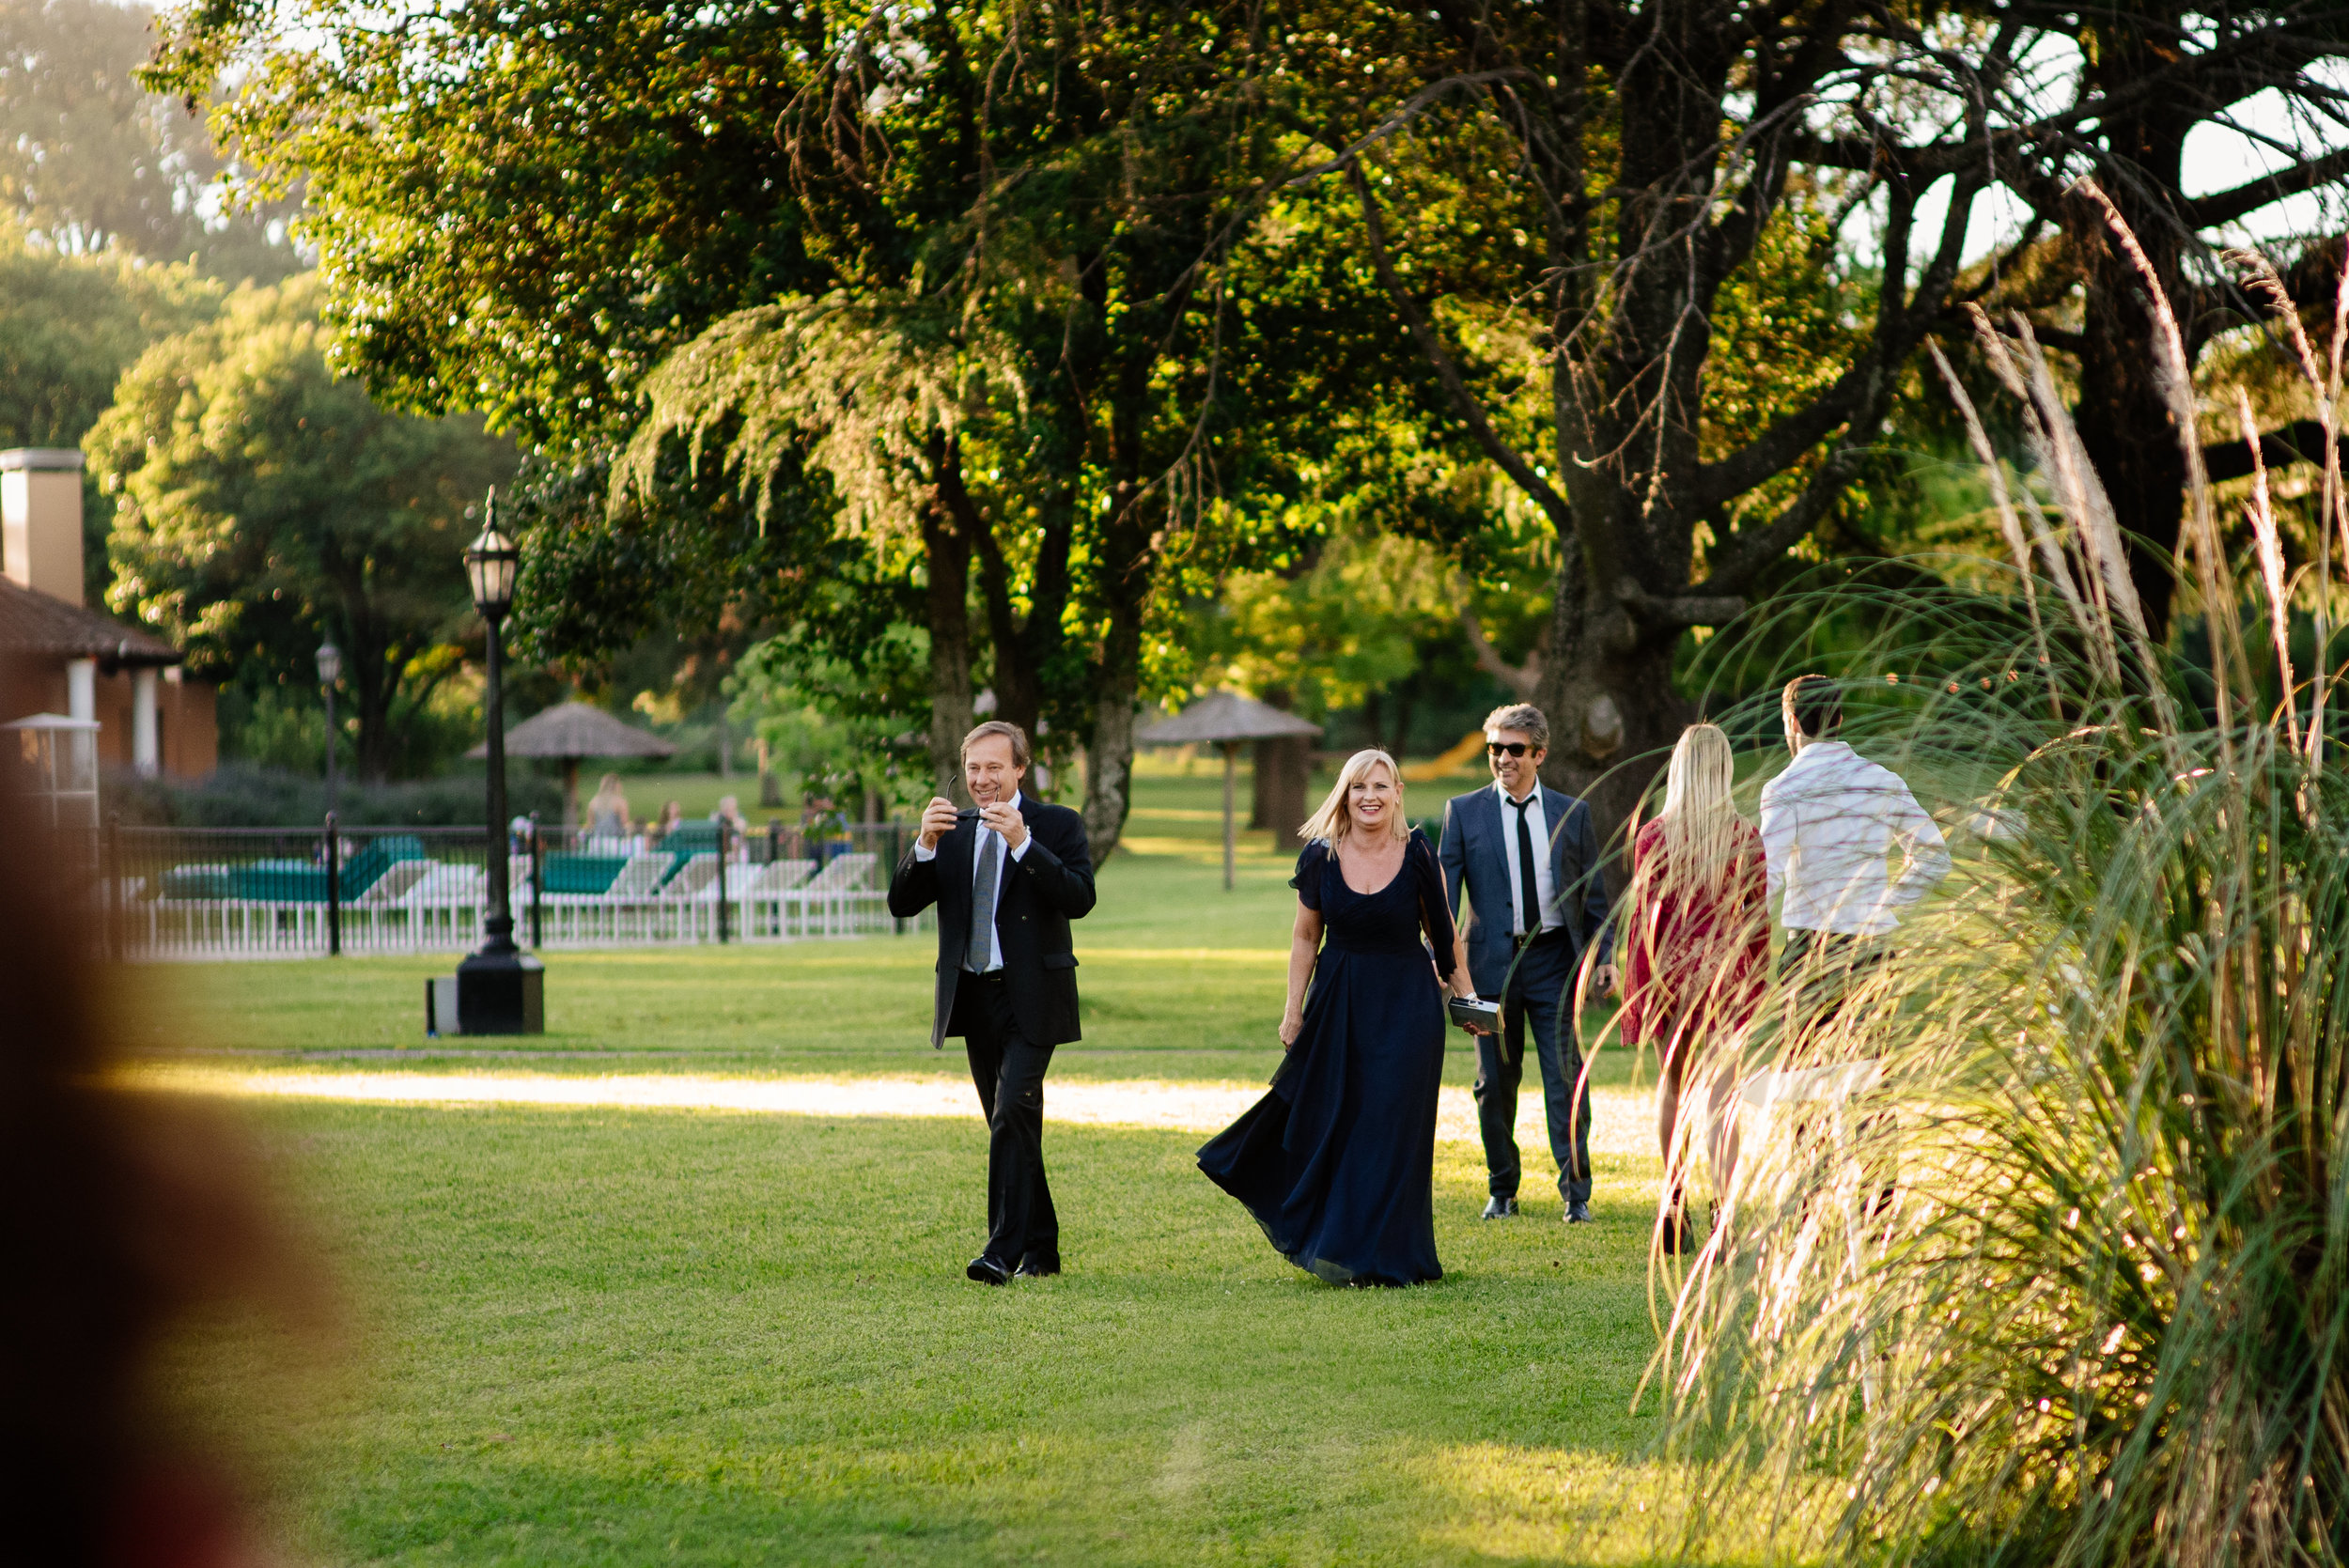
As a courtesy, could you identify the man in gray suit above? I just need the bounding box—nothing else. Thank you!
[1439,704,1616,1222]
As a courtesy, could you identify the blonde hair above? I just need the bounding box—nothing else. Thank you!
[1657,723,1742,891]
[1299,749,1408,846]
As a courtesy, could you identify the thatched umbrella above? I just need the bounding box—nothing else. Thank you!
[1135,691,1322,890]
[470,701,677,831]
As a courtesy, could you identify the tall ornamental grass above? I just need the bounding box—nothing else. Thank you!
[1658,196,2349,1566]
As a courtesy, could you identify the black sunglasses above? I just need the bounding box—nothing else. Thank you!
[1486,741,1532,757]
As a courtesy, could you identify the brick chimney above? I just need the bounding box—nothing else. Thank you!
[1,447,86,605]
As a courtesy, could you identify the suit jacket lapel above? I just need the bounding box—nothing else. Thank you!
[1543,785,1579,934]
[1480,786,1512,920]
[1542,786,1571,879]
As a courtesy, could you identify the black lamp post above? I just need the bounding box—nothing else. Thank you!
[454,491,543,1034]
[316,639,342,814]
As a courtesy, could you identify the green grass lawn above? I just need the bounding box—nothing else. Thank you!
[141,769,1735,1564]
[189,1103,1704,1567]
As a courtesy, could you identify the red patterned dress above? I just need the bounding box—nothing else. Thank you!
[1619,815,1769,1059]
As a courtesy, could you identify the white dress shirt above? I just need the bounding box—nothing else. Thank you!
[1495,780,1562,936]
[1759,740,1950,936]
[911,789,1033,971]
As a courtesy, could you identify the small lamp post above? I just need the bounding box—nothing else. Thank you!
[453,492,543,1033]
[316,639,342,813]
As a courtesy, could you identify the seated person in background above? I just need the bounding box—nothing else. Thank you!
[585,773,632,846]
[646,800,684,851]
[712,795,752,857]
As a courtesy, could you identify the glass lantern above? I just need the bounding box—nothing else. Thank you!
[3,713,101,833]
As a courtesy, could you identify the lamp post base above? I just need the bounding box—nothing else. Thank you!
[456,946,544,1034]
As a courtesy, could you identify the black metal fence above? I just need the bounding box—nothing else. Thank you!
[99,815,924,959]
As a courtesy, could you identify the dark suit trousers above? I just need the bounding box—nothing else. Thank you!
[1472,941,1593,1205]
[962,973,1060,1268]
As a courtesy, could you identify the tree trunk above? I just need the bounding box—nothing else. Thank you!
[1388,680,1417,760]
[1081,666,1138,861]
[1081,470,1154,859]
[1254,737,1310,851]
[920,498,974,800]
[351,641,396,782]
[1532,573,1689,893]
[2062,33,2198,644]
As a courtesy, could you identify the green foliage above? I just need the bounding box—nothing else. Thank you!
[1175,520,1459,717]
[0,0,299,276]
[87,275,517,779]
[216,682,330,775]
[728,623,932,811]
[0,223,220,447]
[0,222,226,599]
[146,0,830,445]
[105,758,561,825]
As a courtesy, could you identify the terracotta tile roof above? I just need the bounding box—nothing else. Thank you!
[0,576,181,665]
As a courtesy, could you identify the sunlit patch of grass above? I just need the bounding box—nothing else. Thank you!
[1408,1447,1828,1565]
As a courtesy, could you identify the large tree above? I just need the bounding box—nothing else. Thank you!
[151,0,1412,853]
[0,225,224,600]
[1311,0,2349,832]
[0,0,299,277]
[89,277,518,778]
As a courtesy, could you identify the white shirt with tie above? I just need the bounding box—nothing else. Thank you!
[1495,780,1563,936]
[911,789,1033,971]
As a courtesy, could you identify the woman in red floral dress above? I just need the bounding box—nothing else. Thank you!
[1620,723,1769,1251]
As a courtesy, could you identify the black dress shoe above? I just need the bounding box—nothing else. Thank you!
[1480,1197,1519,1219]
[1565,1201,1593,1224]
[1658,1210,1685,1253]
[1015,1255,1061,1279]
[966,1256,1012,1286]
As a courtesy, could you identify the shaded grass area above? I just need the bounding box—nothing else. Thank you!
[126,774,1640,1089]
[192,1100,1718,1566]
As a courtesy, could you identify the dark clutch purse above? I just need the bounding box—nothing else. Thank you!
[1447,995,1501,1033]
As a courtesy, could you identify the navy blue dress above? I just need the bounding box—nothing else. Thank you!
[1198,830,1458,1286]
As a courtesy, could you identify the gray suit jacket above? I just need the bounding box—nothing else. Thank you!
[1438,783,1613,996]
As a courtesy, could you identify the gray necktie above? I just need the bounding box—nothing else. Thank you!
[966,831,1002,972]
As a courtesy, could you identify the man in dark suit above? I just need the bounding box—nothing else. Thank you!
[1439,704,1616,1223]
[887,721,1097,1285]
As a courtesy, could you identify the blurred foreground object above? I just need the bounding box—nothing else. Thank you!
[0,755,320,1566]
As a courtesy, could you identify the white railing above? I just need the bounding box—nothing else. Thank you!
[104,824,926,959]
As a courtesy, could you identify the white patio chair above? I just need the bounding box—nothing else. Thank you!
[403,862,485,948]
[738,858,814,939]
[793,851,880,936]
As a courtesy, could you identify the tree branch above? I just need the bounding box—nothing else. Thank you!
[1459,606,1542,697]
[1612,579,1745,628]
[2203,419,2349,484]
[1285,71,1531,189]
[1696,361,1876,506]
[1699,443,1871,596]
[1349,162,1576,536]
[2192,147,2349,228]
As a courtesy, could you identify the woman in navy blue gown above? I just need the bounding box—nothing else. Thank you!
[1198,748,1479,1286]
